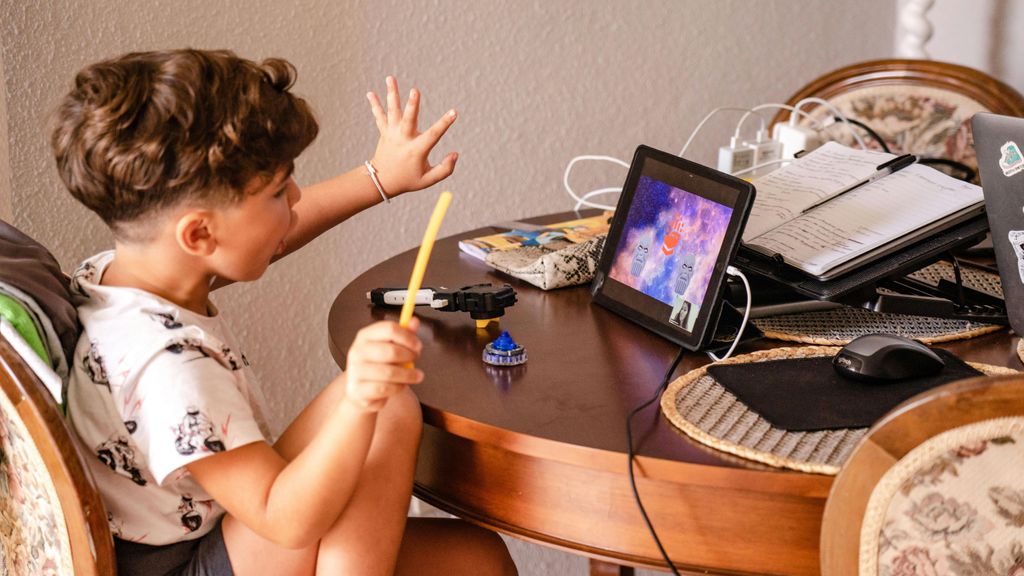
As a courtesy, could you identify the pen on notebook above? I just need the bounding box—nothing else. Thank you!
[801,153,917,214]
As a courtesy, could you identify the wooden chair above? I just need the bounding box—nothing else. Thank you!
[0,332,115,575]
[773,59,1024,181]
[821,373,1024,575]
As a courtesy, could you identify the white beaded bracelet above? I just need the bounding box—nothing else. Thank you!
[364,160,390,204]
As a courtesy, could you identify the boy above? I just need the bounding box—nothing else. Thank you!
[53,49,516,575]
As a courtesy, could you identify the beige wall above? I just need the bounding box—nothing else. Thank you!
[925,0,1024,93]
[0,1,895,573]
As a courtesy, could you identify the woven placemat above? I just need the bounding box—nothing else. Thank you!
[752,261,1004,345]
[660,346,1018,475]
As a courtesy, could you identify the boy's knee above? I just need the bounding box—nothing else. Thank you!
[380,386,423,442]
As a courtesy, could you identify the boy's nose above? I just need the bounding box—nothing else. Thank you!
[287,179,302,206]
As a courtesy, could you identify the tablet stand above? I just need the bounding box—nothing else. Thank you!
[731,215,1008,324]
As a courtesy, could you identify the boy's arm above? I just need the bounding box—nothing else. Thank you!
[186,319,423,548]
[278,76,459,260]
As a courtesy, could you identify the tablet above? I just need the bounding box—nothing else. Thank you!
[591,145,755,350]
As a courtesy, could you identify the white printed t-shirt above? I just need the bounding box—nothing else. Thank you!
[67,251,271,545]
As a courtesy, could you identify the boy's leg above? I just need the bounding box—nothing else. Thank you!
[220,386,421,575]
[313,385,422,574]
[271,374,349,460]
[396,518,518,576]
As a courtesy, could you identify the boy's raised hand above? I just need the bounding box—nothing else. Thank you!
[344,317,424,412]
[366,76,458,197]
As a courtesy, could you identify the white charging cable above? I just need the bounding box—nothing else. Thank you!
[732,103,825,141]
[679,106,765,158]
[792,97,866,149]
[561,101,859,209]
[562,155,630,210]
[706,266,751,362]
[730,158,793,178]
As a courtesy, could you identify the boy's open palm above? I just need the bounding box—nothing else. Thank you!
[345,317,424,412]
[367,76,458,195]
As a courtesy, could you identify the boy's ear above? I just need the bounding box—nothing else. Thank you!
[174,211,217,256]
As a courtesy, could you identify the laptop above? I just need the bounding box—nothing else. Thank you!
[972,112,1024,334]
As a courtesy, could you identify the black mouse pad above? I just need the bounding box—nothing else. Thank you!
[705,349,981,431]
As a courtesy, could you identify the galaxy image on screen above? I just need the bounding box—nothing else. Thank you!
[608,176,733,312]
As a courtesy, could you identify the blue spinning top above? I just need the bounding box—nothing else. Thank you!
[482,331,527,366]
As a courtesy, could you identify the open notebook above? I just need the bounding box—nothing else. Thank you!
[741,142,984,280]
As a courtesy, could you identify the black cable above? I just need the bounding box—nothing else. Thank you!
[828,115,978,183]
[917,158,977,182]
[834,115,890,153]
[625,347,687,576]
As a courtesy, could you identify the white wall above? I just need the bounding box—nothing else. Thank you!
[0,1,896,573]
[901,0,1024,94]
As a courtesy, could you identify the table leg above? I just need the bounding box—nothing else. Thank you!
[589,559,635,576]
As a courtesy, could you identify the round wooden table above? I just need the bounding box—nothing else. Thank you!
[327,213,1022,575]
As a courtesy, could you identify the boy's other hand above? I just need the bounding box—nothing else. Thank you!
[366,76,458,197]
[344,317,424,412]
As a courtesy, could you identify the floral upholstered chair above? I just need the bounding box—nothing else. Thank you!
[821,374,1024,575]
[0,320,114,575]
[774,59,1024,183]
[0,219,113,574]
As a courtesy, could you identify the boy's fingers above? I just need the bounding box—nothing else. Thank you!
[357,363,424,386]
[355,321,422,353]
[354,341,419,364]
[366,92,386,130]
[421,109,458,146]
[386,76,401,125]
[420,153,459,187]
[401,88,420,134]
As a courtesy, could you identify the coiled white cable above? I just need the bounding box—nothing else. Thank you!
[563,155,630,210]
[706,266,750,362]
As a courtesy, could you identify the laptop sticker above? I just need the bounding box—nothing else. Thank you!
[1009,230,1024,284]
[1000,141,1024,177]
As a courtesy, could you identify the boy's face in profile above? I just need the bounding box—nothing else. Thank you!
[208,166,300,282]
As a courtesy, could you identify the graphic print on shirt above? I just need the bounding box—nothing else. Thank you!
[165,337,211,359]
[83,342,110,389]
[220,345,244,371]
[150,310,183,330]
[178,494,204,533]
[96,435,147,486]
[70,261,98,297]
[174,406,226,455]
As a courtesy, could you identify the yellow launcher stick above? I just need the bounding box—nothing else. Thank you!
[399,191,453,328]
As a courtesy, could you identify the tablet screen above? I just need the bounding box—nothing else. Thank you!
[592,145,754,350]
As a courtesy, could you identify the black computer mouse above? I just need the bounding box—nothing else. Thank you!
[833,333,945,382]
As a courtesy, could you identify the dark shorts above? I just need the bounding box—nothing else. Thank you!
[115,519,233,576]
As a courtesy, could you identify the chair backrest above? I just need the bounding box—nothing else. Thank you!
[0,333,115,576]
[821,373,1024,575]
[773,59,1024,181]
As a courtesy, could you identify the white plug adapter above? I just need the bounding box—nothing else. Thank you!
[717,137,755,174]
[772,123,822,159]
[744,129,783,177]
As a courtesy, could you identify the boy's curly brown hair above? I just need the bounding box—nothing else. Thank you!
[52,49,319,240]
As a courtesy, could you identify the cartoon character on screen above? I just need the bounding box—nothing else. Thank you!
[630,240,650,277]
[669,253,698,331]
